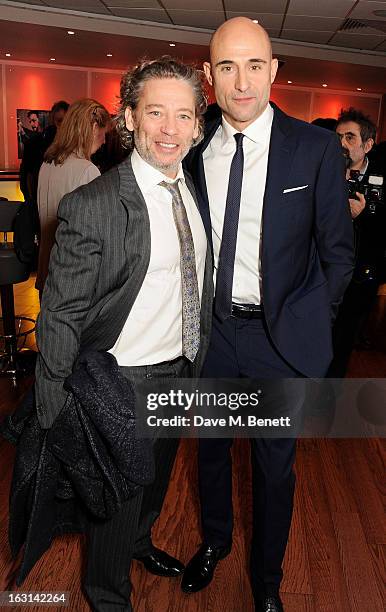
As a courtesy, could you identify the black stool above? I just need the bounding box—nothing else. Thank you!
[0,201,37,379]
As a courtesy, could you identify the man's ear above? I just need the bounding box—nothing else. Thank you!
[125,107,135,131]
[271,58,279,84]
[364,138,374,155]
[203,62,213,86]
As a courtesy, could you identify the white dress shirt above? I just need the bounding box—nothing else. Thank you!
[109,148,207,366]
[203,104,273,304]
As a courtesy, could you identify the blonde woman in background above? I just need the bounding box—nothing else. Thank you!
[36,98,110,298]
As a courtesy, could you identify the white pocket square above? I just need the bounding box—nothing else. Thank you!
[283,185,309,193]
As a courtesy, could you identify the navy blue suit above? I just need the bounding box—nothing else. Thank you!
[184,102,354,600]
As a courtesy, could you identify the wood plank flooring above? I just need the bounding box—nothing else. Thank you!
[0,277,385,611]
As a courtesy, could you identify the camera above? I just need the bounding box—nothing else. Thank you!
[347,170,362,199]
[366,175,384,214]
[347,171,384,214]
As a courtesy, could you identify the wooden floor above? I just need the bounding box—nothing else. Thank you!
[0,277,385,612]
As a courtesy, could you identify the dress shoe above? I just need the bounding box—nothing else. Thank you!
[134,547,184,577]
[255,595,284,612]
[181,543,231,593]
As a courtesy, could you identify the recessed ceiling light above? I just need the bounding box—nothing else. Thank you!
[106,53,113,57]
[322,83,328,87]
[357,87,362,91]
[169,43,176,47]
[5,53,11,57]
[287,80,292,84]
[252,20,259,24]
[50,57,56,61]
[67,30,75,35]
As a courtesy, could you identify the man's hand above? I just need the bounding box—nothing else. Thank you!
[349,192,366,219]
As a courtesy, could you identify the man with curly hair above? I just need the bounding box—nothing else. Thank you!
[35,57,212,611]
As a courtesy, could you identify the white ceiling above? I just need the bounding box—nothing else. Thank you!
[3,0,386,51]
[0,0,385,93]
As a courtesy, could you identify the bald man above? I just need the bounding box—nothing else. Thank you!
[182,18,354,612]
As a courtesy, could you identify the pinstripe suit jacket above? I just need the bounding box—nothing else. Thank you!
[35,155,213,429]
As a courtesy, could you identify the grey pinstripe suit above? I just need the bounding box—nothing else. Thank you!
[35,155,213,429]
[34,154,213,611]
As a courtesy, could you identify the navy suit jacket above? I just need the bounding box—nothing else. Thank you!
[185,102,354,377]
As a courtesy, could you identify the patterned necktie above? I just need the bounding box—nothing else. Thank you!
[214,132,245,321]
[159,180,201,362]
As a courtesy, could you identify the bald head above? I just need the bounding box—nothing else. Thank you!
[210,17,273,62]
[204,16,278,131]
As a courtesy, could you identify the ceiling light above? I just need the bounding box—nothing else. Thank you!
[357,87,362,91]
[252,20,259,24]
[322,83,327,87]
[287,80,292,84]
[169,43,176,47]
[106,53,113,57]
[67,30,75,35]
[5,53,11,57]
[50,57,56,61]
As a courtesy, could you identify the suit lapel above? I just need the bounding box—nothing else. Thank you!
[118,156,151,269]
[190,115,222,254]
[261,104,297,260]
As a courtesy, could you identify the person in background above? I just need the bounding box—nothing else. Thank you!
[91,126,129,173]
[20,101,70,236]
[41,100,70,151]
[36,98,109,299]
[19,110,42,202]
[311,117,337,132]
[328,108,385,373]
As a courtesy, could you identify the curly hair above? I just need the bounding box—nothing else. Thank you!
[115,56,207,149]
[337,107,376,143]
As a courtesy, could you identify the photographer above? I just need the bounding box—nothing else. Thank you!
[328,108,385,376]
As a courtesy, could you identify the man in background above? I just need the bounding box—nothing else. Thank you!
[329,108,385,375]
[20,101,69,204]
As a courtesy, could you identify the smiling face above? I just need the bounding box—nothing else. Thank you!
[204,18,278,131]
[125,77,199,178]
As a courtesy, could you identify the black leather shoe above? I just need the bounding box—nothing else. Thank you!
[255,595,284,612]
[135,547,184,577]
[181,543,231,593]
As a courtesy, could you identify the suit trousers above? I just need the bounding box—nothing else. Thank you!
[84,356,189,612]
[199,315,302,600]
[327,278,379,378]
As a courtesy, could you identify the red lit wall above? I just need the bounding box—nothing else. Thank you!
[5,64,88,168]
[311,92,380,125]
[0,60,384,169]
[0,68,5,168]
[91,72,121,114]
[270,87,312,122]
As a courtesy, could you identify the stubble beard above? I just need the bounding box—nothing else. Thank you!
[134,130,193,176]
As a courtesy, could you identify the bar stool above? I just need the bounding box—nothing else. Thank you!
[0,201,37,380]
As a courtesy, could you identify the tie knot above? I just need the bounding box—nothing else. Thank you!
[234,133,244,148]
[159,179,180,197]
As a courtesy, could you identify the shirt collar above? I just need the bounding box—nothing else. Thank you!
[358,157,369,179]
[220,103,273,146]
[131,147,185,195]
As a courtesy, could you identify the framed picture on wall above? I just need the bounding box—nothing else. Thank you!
[17,108,50,158]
